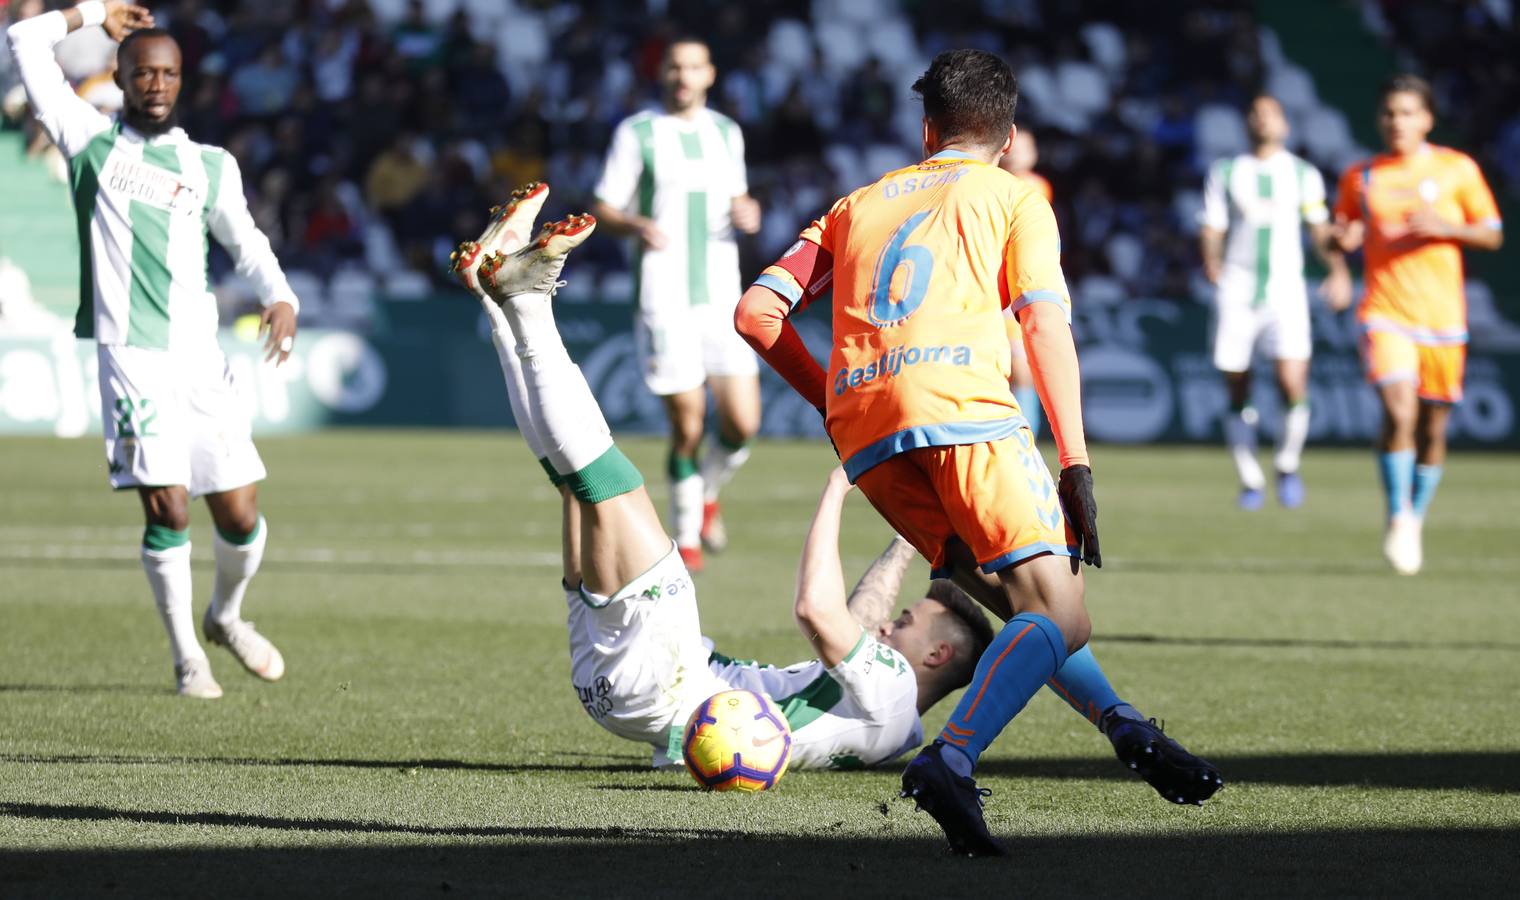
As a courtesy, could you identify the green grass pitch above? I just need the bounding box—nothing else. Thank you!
[1,430,1517,897]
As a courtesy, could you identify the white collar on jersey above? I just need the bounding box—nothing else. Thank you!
[116,116,189,144]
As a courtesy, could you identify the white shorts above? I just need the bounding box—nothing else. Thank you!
[634,298,760,396]
[1211,277,1312,373]
[98,343,266,496]
[565,543,727,763]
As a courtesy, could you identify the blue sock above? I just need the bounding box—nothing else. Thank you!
[1411,464,1443,519]
[1015,386,1043,439]
[1377,450,1416,518]
[938,613,1068,769]
[1046,645,1124,728]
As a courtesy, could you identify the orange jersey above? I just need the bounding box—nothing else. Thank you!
[756,150,1070,479]
[1006,172,1051,350]
[1016,170,1053,203]
[1334,145,1501,342]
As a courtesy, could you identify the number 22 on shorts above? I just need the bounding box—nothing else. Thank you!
[114,396,158,437]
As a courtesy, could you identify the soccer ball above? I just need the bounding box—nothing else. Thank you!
[682,689,792,792]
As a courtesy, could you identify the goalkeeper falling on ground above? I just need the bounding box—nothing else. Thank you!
[450,184,997,771]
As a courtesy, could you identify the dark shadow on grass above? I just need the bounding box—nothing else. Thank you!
[0,801,727,840]
[976,750,1520,794]
[1099,633,1520,653]
[0,824,1515,898]
[0,753,646,776]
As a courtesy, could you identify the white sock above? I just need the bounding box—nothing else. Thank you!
[142,542,204,667]
[699,440,751,503]
[504,292,612,474]
[485,300,550,461]
[1224,406,1266,490]
[210,518,267,626]
[671,473,704,547]
[1273,400,1310,475]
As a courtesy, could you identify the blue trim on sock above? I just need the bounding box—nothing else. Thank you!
[1378,450,1416,518]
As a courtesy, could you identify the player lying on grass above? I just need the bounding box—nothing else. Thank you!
[449,187,995,769]
[452,186,1229,797]
[735,50,1223,854]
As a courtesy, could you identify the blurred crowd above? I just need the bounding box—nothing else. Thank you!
[1,0,1515,327]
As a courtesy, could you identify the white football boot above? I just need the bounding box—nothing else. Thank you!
[478,214,598,302]
[203,612,286,681]
[449,181,551,295]
[175,657,223,699]
[1383,512,1423,576]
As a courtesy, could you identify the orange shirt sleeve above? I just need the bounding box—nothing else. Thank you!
[1003,192,1071,321]
[1456,155,1502,229]
[1333,165,1364,223]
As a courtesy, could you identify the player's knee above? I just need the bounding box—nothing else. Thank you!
[140,488,190,531]
[1062,609,1092,654]
[218,509,261,540]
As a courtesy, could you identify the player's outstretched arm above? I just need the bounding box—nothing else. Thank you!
[1021,302,1100,566]
[794,467,866,667]
[206,153,300,364]
[735,282,828,410]
[845,535,916,632]
[7,1,149,156]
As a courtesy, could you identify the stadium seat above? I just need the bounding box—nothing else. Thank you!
[1082,22,1128,81]
[1194,104,1251,162]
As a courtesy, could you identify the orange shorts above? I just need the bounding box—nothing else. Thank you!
[852,429,1075,576]
[1361,326,1466,404]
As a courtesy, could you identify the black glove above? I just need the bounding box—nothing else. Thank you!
[1057,464,1101,568]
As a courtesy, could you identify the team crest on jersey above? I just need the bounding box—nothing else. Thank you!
[104,157,204,216]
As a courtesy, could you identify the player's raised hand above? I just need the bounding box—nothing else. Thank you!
[259,300,298,366]
[1057,464,1101,568]
[1331,215,1364,253]
[1405,206,1452,241]
[731,194,762,235]
[101,2,155,41]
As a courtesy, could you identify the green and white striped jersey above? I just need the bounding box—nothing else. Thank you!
[709,632,924,770]
[593,107,747,311]
[1199,149,1328,306]
[8,11,297,352]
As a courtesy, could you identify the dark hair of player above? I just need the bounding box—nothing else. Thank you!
[118,27,177,67]
[925,579,995,690]
[665,34,710,57]
[1380,73,1436,116]
[911,49,1019,150]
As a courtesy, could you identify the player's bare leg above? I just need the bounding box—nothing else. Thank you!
[662,387,708,570]
[1272,358,1311,508]
[202,484,284,682]
[137,485,220,698]
[701,373,760,556]
[1222,370,1266,509]
[1377,380,1422,574]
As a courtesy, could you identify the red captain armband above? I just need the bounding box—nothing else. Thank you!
[753,239,833,311]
